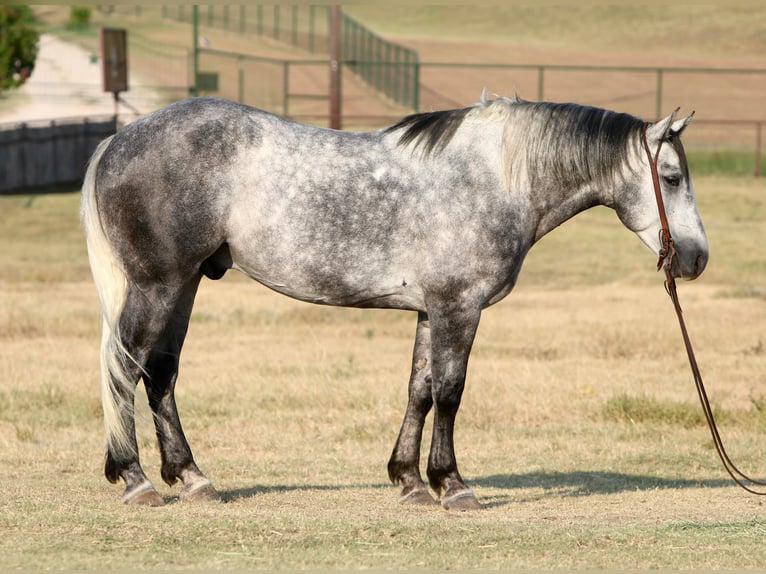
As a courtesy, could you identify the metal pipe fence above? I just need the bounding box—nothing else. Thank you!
[154,5,419,110]
[419,62,766,121]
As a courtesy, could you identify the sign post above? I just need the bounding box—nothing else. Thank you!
[100,28,128,118]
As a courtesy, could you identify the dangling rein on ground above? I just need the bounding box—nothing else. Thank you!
[641,119,766,496]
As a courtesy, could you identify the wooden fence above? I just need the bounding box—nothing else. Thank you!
[0,116,116,194]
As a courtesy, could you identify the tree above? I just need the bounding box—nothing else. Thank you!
[0,5,39,93]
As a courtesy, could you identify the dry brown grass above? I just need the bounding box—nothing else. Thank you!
[1,175,765,569]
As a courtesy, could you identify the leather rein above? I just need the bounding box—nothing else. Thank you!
[641,123,766,495]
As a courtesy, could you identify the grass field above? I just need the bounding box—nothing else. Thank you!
[3,5,766,570]
[1,174,765,569]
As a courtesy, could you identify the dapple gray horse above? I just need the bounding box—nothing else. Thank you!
[82,95,707,510]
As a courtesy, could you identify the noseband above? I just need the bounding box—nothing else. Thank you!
[641,123,766,495]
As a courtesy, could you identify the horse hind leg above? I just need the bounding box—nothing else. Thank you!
[101,283,184,506]
[143,275,220,503]
[387,312,438,505]
[103,280,210,505]
[101,343,164,507]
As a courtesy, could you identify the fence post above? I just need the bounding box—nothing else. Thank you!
[191,5,199,96]
[756,121,762,177]
[413,58,420,112]
[283,60,290,116]
[291,6,298,48]
[309,5,315,52]
[238,56,244,103]
[329,5,342,130]
[655,68,663,118]
[537,66,544,101]
[274,6,280,41]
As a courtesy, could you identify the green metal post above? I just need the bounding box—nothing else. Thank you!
[274,6,280,41]
[238,56,244,103]
[537,66,544,101]
[413,59,420,112]
[292,6,298,48]
[309,6,315,52]
[756,122,762,177]
[192,5,199,96]
[656,68,664,119]
[283,60,290,116]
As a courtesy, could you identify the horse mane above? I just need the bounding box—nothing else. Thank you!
[388,94,646,189]
[504,98,645,189]
[385,106,473,156]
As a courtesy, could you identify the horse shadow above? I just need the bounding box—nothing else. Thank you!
[471,470,734,508]
[215,471,733,506]
[218,481,392,503]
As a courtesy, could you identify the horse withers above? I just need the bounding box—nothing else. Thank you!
[81,95,707,509]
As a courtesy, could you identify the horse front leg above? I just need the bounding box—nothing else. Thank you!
[426,303,483,510]
[387,312,437,505]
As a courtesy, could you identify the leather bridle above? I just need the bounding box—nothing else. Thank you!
[641,123,766,495]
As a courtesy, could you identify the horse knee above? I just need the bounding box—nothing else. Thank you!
[432,376,465,413]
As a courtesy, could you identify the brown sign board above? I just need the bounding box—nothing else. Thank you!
[101,28,128,94]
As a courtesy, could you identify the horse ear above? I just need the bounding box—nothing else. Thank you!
[646,108,679,142]
[670,111,695,137]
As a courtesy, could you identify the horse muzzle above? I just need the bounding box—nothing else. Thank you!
[670,238,709,280]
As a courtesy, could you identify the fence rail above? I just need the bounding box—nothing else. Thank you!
[155,5,419,110]
[0,116,116,193]
[420,62,766,121]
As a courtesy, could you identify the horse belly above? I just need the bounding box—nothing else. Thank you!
[229,243,423,309]
[225,206,424,309]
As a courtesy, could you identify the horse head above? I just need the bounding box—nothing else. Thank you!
[617,110,708,280]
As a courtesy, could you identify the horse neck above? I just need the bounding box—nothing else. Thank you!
[510,139,634,244]
[529,180,609,243]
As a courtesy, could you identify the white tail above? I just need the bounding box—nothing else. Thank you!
[81,136,138,456]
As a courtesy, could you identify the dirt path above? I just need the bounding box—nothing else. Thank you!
[0,34,166,125]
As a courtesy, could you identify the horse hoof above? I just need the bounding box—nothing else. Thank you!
[121,483,165,507]
[398,488,438,506]
[180,481,221,503]
[441,489,483,511]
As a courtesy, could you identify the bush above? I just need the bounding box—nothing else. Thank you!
[0,5,39,92]
[67,6,91,30]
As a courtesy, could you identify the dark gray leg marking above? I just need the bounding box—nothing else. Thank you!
[143,276,220,502]
[425,303,483,510]
[388,312,438,505]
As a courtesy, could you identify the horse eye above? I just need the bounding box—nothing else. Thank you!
[663,175,681,187]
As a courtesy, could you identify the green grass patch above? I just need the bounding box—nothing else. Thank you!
[603,393,766,430]
[603,393,719,428]
[687,150,761,177]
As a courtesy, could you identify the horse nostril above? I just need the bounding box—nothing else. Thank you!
[684,251,708,280]
[695,252,708,276]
